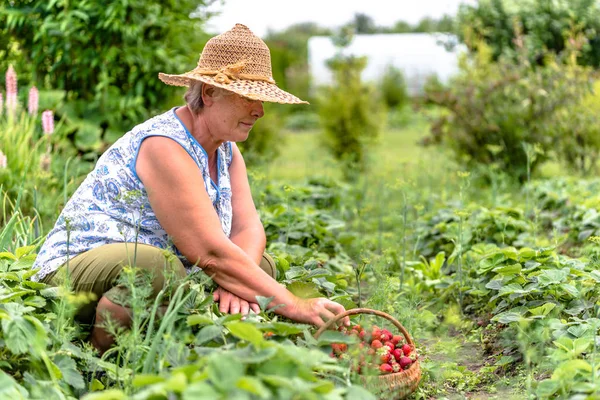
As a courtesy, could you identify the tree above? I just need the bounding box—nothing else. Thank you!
[0,0,213,151]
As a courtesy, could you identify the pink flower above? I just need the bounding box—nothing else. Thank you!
[28,86,39,116]
[42,110,54,135]
[5,65,17,113]
[0,150,6,169]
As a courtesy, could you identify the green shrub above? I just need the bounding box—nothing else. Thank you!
[238,105,285,167]
[0,1,211,154]
[457,0,600,67]
[425,40,593,182]
[379,65,409,109]
[284,111,320,131]
[551,80,600,174]
[317,53,385,181]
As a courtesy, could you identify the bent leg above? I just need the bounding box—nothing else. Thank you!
[44,243,186,353]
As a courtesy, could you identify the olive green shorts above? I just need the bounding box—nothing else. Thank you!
[41,242,277,324]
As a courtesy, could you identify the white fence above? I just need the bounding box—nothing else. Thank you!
[307,33,466,95]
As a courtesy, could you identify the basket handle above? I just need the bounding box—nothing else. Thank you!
[313,307,415,347]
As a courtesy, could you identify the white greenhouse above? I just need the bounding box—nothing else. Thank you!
[307,33,466,95]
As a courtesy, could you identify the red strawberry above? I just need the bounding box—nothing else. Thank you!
[381,329,393,342]
[391,348,403,362]
[379,363,393,374]
[359,330,368,340]
[399,356,412,369]
[372,326,381,338]
[339,343,347,353]
[390,361,401,373]
[371,339,383,349]
[384,341,395,350]
[380,352,391,363]
[392,335,403,345]
[402,344,412,356]
[353,324,362,332]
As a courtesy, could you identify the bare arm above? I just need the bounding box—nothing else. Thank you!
[136,137,348,326]
[228,143,266,265]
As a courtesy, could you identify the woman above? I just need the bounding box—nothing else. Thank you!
[32,23,349,353]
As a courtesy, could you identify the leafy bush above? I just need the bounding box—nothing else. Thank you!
[379,65,409,109]
[238,106,285,167]
[284,111,320,131]
[425,40,593,182]
[317,52,385,180]
[0,1,211,153]
[457,0,600,67]
[551,80,600,174]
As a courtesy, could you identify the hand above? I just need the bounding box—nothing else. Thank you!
[289,297,350,328]
[213,286,260,316]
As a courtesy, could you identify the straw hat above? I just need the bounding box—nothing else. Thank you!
[159,23,308,105]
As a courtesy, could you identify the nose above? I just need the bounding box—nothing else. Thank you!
[251,101,264,119]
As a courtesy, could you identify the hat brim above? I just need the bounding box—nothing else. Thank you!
[158,71,309,105]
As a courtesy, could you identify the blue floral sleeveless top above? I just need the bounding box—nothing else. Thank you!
[32,107,233,281]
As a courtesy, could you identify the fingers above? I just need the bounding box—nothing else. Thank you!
[324,301,350,327]
[214,288,260,316]
[250,303,261,314]
[230,296,241,314]
[240,300,249,316]
[219,289,232,313]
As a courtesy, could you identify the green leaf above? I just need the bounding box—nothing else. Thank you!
[187,314,214,327]
[345,384,377,400]
[15,246,36,259]
[528,302,556,317]
[315,330,358,345]
[537,268,569,287]
[573,337,592,356]
[133,374,165,387]
[207,353,245,392]
[255,296,274,311]
[229,346,278,364]
[182,382,220,399]
[0,252,17,261]
[0,370,28,399]
[81,389,127,400]
[493,263,522,275]
[164,372,188,392]
[286,281,322,299]
[54,354,85,389]
[535,379,559,398]
[226,321,264,347]
[261,321,309,336]
[91,379,105,391]
[236,376,270,398]
[195,325,222,345]
[491,311,525,324]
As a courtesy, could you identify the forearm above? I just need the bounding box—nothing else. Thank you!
[201,244,298,318]
[229,225,266,265]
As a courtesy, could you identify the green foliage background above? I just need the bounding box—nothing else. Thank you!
[0,0,212,152]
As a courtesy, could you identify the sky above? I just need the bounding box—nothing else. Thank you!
[204,0,478,37]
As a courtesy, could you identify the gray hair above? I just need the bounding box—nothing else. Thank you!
[184,81,205,114]
[185,82,236,114]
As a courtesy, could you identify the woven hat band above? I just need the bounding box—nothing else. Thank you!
[194,61,275,85]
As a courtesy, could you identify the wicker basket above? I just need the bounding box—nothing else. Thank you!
[314,308,422,399]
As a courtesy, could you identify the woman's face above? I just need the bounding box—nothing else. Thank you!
[205,87,264,142]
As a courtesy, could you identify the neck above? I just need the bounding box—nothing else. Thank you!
[176,105,224,158]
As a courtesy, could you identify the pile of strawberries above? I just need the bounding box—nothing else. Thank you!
[330,324,418,375]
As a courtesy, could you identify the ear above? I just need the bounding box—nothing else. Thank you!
[202,84,216,106]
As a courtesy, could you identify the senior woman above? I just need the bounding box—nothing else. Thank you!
[32,24,349,353]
